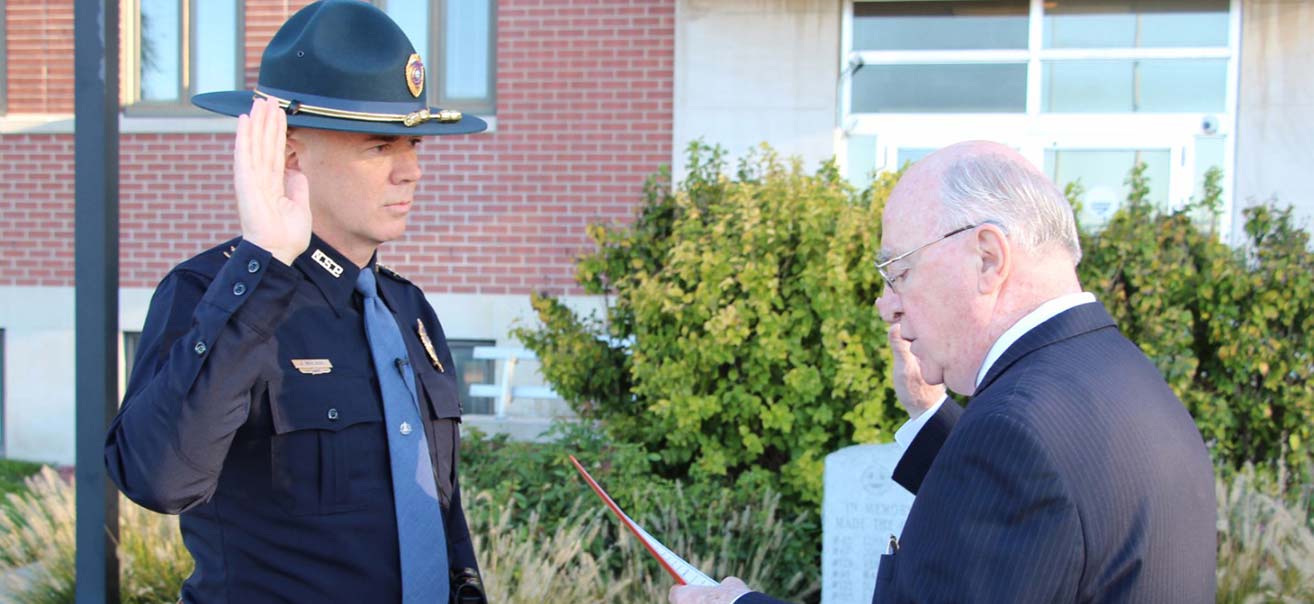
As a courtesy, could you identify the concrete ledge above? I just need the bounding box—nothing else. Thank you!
[461,415,570,442]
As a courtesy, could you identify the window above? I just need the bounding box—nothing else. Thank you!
[848,0,1230,116]
[124,0,242,109]
[376,0,497,115]
[853,63,1027,113]
[447,340,496,415]
[1041,0,1230,114]
[1044,149,1171,227]
[843,0,1238,231]
[850,1,1030,114]
[123,331,142,392]
[1042,59,1227,113]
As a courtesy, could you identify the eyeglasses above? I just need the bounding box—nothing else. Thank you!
[876,224,980,294]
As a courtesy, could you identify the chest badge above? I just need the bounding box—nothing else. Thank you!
[311,249,344,278]
[415,319,445,373]
[291,358,333,375]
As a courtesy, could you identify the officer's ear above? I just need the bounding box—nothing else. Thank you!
[285,127,302,171]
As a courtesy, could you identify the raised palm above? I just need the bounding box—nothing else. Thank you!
[234,97,311,265]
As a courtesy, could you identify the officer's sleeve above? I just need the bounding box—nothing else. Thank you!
[445,474,478,571]
[105,241,301,514]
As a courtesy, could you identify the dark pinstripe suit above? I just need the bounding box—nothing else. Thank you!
[743,302,1216,603]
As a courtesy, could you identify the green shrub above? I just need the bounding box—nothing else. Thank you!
[1076,165,1314,482]
[515,143,903,508]
[522,147,1314,493]
[0,459,43,502]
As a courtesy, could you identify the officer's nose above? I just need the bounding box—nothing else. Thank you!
[393,146,422,185]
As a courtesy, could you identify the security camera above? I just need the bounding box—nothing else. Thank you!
[1201,115,1219,135]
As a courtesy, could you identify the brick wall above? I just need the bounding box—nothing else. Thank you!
[6,0,74,114]
[0,0,675,295]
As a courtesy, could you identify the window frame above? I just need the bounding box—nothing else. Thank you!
[372,0,498,116]
[122,0,245,115]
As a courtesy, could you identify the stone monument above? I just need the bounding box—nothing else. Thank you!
[821,443,915,604]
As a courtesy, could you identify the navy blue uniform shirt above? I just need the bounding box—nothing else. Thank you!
[105,235,477,603]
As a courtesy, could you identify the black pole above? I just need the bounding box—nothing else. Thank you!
[74,0,120,602]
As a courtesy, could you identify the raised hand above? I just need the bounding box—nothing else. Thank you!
[233,97,311,266]
[888,323,946,419]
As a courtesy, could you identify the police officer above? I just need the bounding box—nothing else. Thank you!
[105,1,486,601]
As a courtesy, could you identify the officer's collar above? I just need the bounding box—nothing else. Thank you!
[293,234,373,311]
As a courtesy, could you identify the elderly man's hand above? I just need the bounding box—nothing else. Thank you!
[888,323,946,420]
[669,577,751,604]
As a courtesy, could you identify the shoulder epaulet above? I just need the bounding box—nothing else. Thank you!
[175,237,243,278]
[376,263,411,284]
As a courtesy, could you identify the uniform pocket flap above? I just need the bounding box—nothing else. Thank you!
[271,374,383,433]
[415,367,462,420]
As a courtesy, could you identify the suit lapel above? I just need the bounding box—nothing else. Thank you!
[974,302,1118,395]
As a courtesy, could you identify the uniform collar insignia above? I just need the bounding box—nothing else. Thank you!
[311,249,345,278]
[293,236,362,313]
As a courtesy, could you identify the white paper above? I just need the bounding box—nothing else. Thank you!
[620,509,719,586]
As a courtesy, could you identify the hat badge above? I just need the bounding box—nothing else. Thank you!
[406,53,425,98]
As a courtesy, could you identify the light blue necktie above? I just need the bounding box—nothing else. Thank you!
[356,268,449,603]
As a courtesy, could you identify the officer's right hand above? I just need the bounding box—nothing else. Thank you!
[234,97,311,266]
[888,323,945,420]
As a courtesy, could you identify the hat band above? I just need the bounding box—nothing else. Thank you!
[254,88,462,127]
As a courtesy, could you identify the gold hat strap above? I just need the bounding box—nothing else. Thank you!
[253,89,462,127]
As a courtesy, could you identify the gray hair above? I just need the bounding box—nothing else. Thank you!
[938,153,1083,264]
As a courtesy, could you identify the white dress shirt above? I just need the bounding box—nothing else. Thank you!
[894,292,1097,449]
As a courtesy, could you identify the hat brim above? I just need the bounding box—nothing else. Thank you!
[193,91,488,136]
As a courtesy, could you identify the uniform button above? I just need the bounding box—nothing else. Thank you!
[247,259,261,273]
[399,422,412,435]
[327,408,339,421]
[233,282,247,296]
[194,340,207,355]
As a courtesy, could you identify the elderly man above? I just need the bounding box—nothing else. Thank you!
[673,141,1216,603]
[105,1,486,602]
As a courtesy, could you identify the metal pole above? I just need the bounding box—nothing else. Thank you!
[74,0,120,601]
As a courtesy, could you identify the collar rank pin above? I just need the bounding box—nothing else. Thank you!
[415,319,445,372]
[310,249,344,278]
